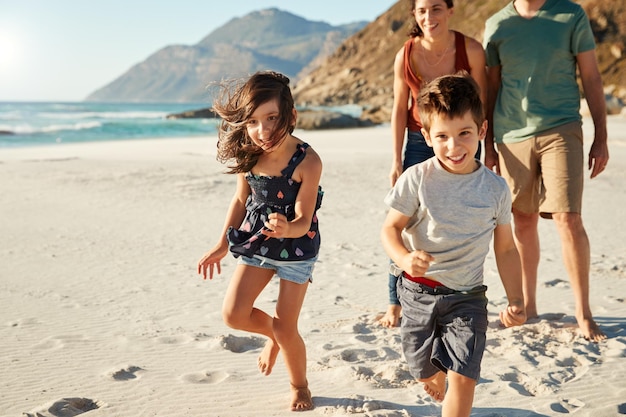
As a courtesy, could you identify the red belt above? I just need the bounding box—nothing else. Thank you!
[403,272,442,288]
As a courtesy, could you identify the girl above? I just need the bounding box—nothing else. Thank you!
[197,71,323,412]
[379,0,488,328]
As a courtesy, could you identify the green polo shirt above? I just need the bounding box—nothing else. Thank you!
[484,0,596,143]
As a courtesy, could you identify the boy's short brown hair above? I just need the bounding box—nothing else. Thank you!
[417,72,484,132]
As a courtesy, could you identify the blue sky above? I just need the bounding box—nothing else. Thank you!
[0,0,397,102]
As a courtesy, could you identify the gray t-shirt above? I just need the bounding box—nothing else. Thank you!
[384,157,512,291]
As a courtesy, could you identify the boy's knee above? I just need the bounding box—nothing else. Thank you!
[447,371,477,387]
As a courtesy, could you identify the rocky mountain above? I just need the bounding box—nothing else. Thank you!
[292,0,626,123]
[85,9,366,103]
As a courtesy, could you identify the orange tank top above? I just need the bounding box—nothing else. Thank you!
[404,30,471,131]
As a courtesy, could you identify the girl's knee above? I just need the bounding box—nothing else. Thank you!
[272,320,299,344]
[222,306,245,329]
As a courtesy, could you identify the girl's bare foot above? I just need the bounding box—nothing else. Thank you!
[377,304,402,328]
[258,339,280,376]
[290,383,313,411]
[421,371,446,402]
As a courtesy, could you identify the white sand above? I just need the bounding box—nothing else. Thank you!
[1,116,625,417]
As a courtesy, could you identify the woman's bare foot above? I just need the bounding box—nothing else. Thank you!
[577,316,607,343]
[290,383,313,411]
[377,304,402,328]
[421,372,446,402]
[258,339,280,376]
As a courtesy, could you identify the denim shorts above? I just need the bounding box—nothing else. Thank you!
[237,254,317,284]
[397,276,488,381]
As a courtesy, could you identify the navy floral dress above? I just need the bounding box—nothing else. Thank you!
[227,143,323,261]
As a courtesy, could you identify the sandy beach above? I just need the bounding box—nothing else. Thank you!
[1,115,625,417]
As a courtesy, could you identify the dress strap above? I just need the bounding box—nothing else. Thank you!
[281,143,310,178]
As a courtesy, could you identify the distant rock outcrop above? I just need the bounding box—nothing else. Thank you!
[293,0,626,124]
[296,110,375,130]
[85,9,366,103]
[165,107,370,130]
[166,108,219,119]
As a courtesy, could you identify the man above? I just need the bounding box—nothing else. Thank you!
[483,0,609,342]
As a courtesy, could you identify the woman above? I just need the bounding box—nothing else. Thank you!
[379,0,488,328]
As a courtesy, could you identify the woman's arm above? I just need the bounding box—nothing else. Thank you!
[390,46,410,187]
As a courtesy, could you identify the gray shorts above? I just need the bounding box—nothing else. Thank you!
[397,276,488,381]
[237,254,317,284]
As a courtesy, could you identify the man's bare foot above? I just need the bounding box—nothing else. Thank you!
[377,304,402,328]
[421,371,446,402]
[258,339,280,376]
[290,383,313,411]
[577,316,607,343]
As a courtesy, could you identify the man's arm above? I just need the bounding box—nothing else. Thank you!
[577,49,609,179]
[484,65,502,173]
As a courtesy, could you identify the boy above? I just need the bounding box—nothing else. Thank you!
[380,73,526,417]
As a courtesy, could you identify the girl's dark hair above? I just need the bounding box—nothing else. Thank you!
[212,71,296,173]
[407,0,454,38]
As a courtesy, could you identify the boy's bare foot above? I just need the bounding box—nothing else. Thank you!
[577,316,607,343]
[377,304,402,328]
[290,383,313,411]
[258,339,280,376]
[421,372,446,402]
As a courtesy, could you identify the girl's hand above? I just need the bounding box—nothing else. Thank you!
[499,300,526,327]
[262,212,290,238]
[197,244,229,280]
[401,250,434,277]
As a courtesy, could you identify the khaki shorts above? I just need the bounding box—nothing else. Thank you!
[497,121,584,218]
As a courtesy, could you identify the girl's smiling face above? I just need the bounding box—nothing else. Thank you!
[422,110,486,174]
[246,99,283,151]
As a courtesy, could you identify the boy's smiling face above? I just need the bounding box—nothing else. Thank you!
[422,110,486,175]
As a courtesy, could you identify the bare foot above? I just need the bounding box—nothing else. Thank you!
[421,372,446,402]
[576,316,607,343]
[290,383,313,411]
[524,305,538,320]
[258,339,280,376]
[377,304,402,328]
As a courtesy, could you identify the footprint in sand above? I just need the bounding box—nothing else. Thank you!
[25,397,103,417]
[544,278,569,288]
[181,369,231,384]
[318,395,397,415]
[109,365,144,381]
[549,397,585,414]
[218,334,265,353]
[339,347,401,363]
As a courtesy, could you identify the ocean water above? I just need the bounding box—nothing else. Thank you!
[0,102,221,148]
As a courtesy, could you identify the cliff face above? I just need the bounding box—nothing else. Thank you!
[292,0,626,123]
[85,9,366,103]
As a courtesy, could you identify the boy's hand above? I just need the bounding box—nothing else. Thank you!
[401,250,434,277]
[499,299,526,327]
